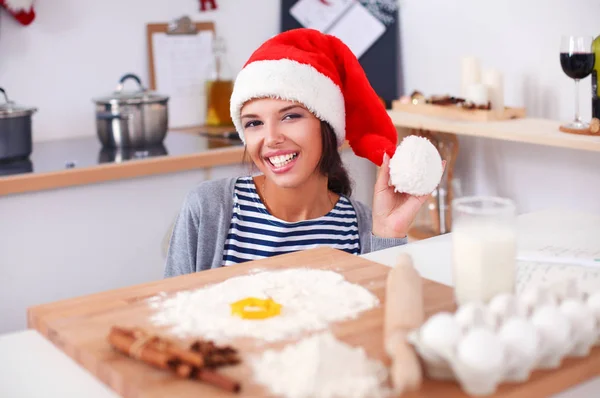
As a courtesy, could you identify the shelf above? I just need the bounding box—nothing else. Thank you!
[387,110,600,153]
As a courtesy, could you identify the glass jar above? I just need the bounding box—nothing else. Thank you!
[451,196,517,305]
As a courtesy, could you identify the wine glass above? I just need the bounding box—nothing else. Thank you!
[560,35,595,129]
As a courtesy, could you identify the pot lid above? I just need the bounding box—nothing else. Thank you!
[93,73,169,105]
[0,87,38,118]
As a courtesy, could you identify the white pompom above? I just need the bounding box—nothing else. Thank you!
[388,135,443,196]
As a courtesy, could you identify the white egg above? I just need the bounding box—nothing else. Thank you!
[455,302,495,332]
[457,327,505,373]
[550,278,581,302]
[499,317,539,360]
[420,312,462,357]
[531,304,572,368]
[560,298,596,356]
[499,317,539,381]
[488,293,525,328]
[519,286,558,316]
[588,291,600,319]
[587,292,600,346]
[388,135,443,196]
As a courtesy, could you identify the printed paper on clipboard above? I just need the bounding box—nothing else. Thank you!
[290,0,386,59]
[152,31,213,128]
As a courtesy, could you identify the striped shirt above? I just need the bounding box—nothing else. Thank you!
[222,176,360,266]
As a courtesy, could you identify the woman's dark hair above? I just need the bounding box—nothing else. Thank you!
[318,121,353,197]
[241,121,353,197]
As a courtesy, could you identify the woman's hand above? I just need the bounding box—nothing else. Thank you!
[372,153,445,239]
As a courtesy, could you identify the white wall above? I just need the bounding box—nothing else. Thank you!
[4,0,600,216]
[0,168,208,334]
[399,0,600,214]
[0,0,280,142]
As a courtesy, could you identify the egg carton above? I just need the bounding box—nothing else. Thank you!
[407,279,600,396]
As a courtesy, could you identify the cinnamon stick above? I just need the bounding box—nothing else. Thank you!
[108,326,242,394]
[193,368,241,393]
[176,364,193,378]
[108,327,174,370]
[127,327,205,367]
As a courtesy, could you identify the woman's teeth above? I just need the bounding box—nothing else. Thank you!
[268,153,297,168]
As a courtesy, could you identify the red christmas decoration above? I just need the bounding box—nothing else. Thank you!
[199,0,218,11]
[0,0,35,25]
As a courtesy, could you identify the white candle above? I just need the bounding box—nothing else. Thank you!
[461,56,481,98]
[482,69,504,113]
[465,83,488,106]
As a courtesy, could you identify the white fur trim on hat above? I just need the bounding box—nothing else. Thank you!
[230,59,345,146]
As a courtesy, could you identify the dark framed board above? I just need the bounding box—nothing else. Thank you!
[280,0,401,107]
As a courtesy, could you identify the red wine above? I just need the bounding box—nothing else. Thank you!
[593,97,600,119]
[560,52,595,79]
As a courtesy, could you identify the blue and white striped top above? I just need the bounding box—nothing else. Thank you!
[222,177,360,266]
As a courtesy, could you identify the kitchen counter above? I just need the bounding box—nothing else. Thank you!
[0,127,245,196]
[2,208,598,397]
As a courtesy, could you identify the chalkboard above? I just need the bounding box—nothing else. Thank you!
[280,0,401,107]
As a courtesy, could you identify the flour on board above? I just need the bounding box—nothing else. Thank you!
[148,268,379,342]
[251,331,390,398]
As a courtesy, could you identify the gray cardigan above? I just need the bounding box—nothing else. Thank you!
[164,177,407,277]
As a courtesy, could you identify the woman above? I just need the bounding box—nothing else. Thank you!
[164,28,441,277]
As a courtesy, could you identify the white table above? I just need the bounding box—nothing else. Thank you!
[0,329,119,398]
[2,208,599,398]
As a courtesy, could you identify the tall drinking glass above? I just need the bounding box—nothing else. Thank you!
[560,35,595,130]
[452,196,517,305]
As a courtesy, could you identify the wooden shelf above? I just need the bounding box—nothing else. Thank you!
[387,110,600,153]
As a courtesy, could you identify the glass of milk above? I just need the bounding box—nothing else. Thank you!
[451,196,517,305]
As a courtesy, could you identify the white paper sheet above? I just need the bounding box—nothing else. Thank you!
[512,209,600,292]
[517,248,600,268]
[152,31,213,128]
[290,0,386,59]
[326,1,386,59]
[290,0,354,32]
[516,261,600,294]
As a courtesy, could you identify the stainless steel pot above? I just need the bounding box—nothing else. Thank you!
[93,74,169,148]
[0,87,37,162]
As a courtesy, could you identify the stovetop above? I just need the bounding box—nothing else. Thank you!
[0,131,243,178]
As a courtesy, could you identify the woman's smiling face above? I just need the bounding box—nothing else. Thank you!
[240,98,323,189]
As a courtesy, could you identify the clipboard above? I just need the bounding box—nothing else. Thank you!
[146,16,215,129]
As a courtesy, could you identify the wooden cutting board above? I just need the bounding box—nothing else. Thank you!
[27,247,600,398]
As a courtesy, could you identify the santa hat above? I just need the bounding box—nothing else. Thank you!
[229,28,397,166]
[0,0,36,26]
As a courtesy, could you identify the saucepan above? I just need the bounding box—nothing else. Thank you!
[93,74,170,148]
[0,87,37,162]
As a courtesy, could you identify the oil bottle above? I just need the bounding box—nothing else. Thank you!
[205,36,234,126]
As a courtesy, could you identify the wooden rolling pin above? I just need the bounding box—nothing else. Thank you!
[384,252,425,394]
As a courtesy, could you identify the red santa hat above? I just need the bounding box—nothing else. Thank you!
[0,0,36,25]
[229,28,397,166]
